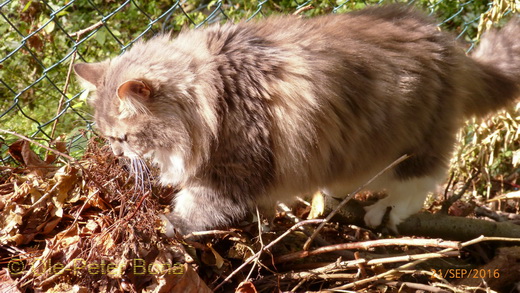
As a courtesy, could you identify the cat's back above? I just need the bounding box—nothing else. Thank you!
[229,5,445,51]
[127,5,450,79]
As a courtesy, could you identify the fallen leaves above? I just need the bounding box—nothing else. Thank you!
[1,138,191,292]
[2,135,520,292]
[8,140,53,177]
[0,163,81,246]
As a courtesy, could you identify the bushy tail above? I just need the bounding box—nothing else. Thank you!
[463,16,520,117]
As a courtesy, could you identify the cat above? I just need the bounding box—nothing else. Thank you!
[74,5,520,234]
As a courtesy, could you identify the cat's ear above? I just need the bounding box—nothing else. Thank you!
[117,80,152,102]
[73,62,107,90]
[116,80,152,118]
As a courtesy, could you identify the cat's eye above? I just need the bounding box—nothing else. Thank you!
[116,135,127,142]
[106,135,127,143]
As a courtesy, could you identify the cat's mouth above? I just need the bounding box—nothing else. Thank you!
[110,143,147,160]
[109,145,153,192]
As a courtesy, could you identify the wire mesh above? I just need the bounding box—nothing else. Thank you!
[0,0,515,164]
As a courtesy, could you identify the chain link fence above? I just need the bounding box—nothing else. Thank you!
[0,0,516,165]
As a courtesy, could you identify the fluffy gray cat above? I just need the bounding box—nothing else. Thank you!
[74,5,520,234]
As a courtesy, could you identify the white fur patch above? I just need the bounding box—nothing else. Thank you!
[153,151,186,186]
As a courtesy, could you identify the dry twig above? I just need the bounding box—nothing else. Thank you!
[275,238,460,264]
[330,235,520,290]
[213,219,325,291]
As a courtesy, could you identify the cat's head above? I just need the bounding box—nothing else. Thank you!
[74,61,159,159]
[73,37,218,178]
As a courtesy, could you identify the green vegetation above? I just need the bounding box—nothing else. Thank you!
[1,0,518,196]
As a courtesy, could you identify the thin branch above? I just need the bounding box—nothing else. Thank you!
[292,5,314,16]
[278,202,354,259]
[443,171,455,201]
[244,206,265,282]
[184,230,242,239]
[271,252,457,291]
[1,129,76,162]
[69,21,104,38]
[275,238,460,264]
[213,219,325,291]
[379,281,451,293]
[49,20,103,140]
[440,170,480,214]
[330,235,520,290]
[49,46,76,140]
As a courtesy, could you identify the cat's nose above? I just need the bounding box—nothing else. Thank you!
[113,149,124,157]
[110,144,124,157]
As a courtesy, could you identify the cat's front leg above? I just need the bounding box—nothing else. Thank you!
[166,185,249,235]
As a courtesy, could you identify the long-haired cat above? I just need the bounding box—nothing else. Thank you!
[74,5,520,234]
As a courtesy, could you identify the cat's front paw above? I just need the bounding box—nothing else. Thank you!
[163,211,197,235]
[363,198,410,232]
[363,202,387,229]
[160,214,178,237]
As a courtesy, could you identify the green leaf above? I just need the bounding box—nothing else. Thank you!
[95,29,107,46]
[22,0,33,13]
[44,21,56,34]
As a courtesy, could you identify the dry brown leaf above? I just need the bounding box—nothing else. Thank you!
[0,268,21,293]
[7,140,25,165]
[27,33,43,51]
[9,234,25,246]
[74,189,107,210]
[81,219,100,234]
[0,182,14,197]
[52,165,79,207]
[28,184,44,204]
[171,264,212,293]
[92,232,117,254]
[27,226,82,280]
[228,242,254,260]
[45,139,68,164]
[8,140,49,177]
[11,181,34,202]
[0,203,24,244]
[54,141,68,154]
[209,244,225,269]
[20,140,46,167]
[235,281,258,293]
[59,234,81,249]
[40,216,62,235]
[152,263,212,293]
[52,224,81,248]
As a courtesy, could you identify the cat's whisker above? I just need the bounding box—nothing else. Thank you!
[124,156,152,198]
[137,158,152,191]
